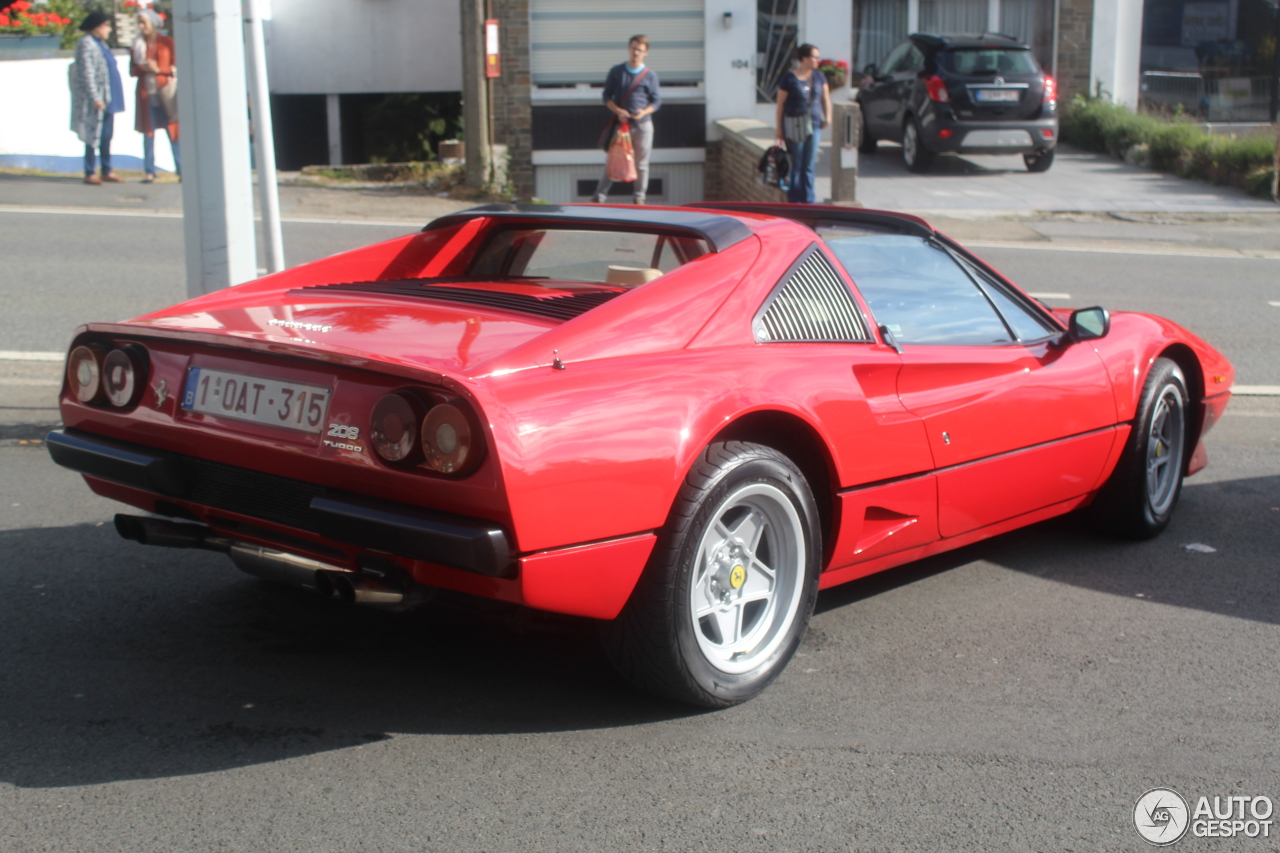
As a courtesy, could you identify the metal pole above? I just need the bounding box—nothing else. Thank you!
[173,0,257,296]
[243,0,284,274]
[461,0,490,189]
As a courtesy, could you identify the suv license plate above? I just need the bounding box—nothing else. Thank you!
[976,89,1021,102]
[182,367,331,433]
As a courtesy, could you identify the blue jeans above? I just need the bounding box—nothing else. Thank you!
[143,103,181,176]
[84,110,114,176]
[785,129,821,203]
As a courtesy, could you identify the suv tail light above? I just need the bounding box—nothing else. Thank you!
[1043,75,1057,105]
[924,75,950,103]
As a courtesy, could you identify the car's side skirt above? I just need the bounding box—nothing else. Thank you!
[818,492,1095,591]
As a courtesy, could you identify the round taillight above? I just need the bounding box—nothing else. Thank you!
[370,392,422,463]
[421,403,477,474]
[102,347,146,408]
[67,345,104,403]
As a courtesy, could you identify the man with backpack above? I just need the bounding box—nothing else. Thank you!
[593,35,661,204]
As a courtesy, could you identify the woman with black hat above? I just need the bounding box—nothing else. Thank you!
[70,12,126,184]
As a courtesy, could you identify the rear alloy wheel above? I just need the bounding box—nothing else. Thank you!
[604,442,821,708]
[1023,147,1055,172]
[1093,358,1190,539]
[902,117,933,173]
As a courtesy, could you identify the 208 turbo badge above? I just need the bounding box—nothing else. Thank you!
[325,423,363,452]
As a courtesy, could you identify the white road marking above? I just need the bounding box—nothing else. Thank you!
[0,351,63,361]
[1234,386,1280,396]
[967,240,1280,260]
[1269,301,1280,307]
[1027,292,1071,299]
[0,205,422,228]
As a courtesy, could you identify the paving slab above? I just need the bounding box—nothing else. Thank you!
[844,142,1278,214]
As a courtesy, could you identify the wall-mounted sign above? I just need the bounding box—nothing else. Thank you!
[485,19,501,79]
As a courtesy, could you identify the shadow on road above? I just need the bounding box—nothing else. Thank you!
[2,473,1275,789]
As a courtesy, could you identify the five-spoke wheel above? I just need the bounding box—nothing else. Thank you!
[605,442,821,708]
[1094,357,1190,538]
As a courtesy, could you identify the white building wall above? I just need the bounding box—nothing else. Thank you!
[799,0,852,100]
[266,0,461,94]
[0,54,175,173]
[535,162,705,204]
[1090,0,1143,108]
[703,0,757,139]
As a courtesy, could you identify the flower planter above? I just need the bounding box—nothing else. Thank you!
[0,34,60,55]
[821,70,847,90]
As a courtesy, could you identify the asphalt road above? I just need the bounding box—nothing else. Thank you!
[1,180,1279,851]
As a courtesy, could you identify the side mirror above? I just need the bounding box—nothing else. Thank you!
[1067,306,1110,342]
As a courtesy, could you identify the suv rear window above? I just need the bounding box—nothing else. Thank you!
[940,49,1039,76]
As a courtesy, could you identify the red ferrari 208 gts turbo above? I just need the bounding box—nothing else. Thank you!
[48,203,1233,707]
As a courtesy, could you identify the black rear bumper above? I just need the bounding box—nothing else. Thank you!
[47,428,512,577]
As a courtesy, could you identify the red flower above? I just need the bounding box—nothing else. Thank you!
[156,12,165,20]
[0,15,10,27]
[10,0,31,11]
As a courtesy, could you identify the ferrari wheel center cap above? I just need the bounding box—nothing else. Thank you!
[1155,441,1165,457]
[729,565,747,589]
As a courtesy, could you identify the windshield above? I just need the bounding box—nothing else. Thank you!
[468,227,710,287]
[940,48,1039,76]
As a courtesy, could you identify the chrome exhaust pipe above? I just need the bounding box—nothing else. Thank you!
[332,573,405,606]
[115,513,420,607]
[228,544,343,591]
[114,514,232,552]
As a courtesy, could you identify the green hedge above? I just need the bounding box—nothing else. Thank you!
[1060,96,1277,199]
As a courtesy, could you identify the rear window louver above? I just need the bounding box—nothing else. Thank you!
[298,280,621,322]
[753,248,869,343]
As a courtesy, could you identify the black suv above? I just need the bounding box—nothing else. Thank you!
[855,33,1058,173]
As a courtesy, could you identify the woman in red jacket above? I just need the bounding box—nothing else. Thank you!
[131,9,180,183]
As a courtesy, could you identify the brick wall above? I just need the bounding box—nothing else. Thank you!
[1056,0,1094,104]
[491,0,534,198]
[704,120,786,203]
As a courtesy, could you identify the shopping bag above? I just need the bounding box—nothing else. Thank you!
[606,122,638,183]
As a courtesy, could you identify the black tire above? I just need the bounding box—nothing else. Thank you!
[1024,147,1055,172]
[858,109,878,153]
[604,441,822,708]
[902,117,933,173]
[1093,358,1190,539]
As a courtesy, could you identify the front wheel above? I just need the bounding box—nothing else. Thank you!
[1024,147,1055,172]
[1093,358,1190,538]
[902,117,933,172]
[604,442,821,708]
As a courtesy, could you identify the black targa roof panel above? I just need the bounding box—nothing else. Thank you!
[427,203,755,254]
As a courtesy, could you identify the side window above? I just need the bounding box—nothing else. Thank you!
[754,247,870,344]
[879,42,910,75]
[902,45,925,73]
[958,257,1058,342]
[823,234,1012,345]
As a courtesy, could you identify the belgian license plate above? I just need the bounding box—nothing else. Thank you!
[182,367,331,433]
[976,89,1020,102]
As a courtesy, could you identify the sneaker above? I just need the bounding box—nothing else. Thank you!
[593,194,606,203]
[142,175,156,184]
[101,173,124,183]
[84,174,102,185]
[633,197,645,205]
